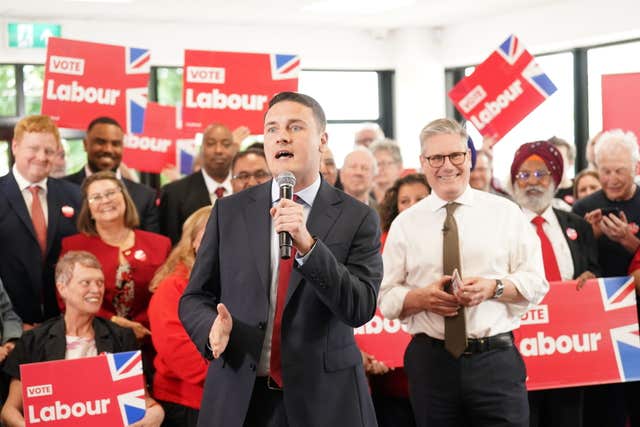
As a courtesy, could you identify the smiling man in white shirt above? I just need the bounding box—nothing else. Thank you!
[378,118,548,427]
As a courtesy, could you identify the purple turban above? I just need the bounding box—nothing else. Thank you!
[510,140,564,187]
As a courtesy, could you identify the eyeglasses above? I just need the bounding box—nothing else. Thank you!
[422,151,468,168]
[515,170,551,182]
[87,187,122,204]
[232,170,272,182]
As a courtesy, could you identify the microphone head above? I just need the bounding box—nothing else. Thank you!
[276,171,296,188]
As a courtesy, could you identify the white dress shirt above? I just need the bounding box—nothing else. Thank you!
[256,175,321,376]
[13,165,49,224]
[201,169,233,203]
[379,186,548,339]
[522,206,574,281]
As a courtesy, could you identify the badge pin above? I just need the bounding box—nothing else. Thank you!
[566,228,578,240]
[133,249,147,261]
[61,205,74,218]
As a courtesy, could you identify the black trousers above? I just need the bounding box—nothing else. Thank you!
[243,377,289,427]
[405,334,529,427]
[528,387,583,427]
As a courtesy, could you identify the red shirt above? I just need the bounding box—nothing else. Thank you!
[148,262,208,408]
[61,229,171,326]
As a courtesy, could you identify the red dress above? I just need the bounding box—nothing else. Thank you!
[60,229,171,327]
[148,262,208,409]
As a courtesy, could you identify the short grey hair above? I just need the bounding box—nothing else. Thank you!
[355,122,385,143]
[56,251,102,286]
[370,139,403,165]
[594,129,640,169]
[419,118,467,153]
[343,146,378,175]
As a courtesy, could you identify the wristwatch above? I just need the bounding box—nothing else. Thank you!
[493,279,504,299]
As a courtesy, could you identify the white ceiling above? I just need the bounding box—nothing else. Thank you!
[2,0,567,29]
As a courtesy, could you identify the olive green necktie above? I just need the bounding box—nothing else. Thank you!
[443,202,467,358]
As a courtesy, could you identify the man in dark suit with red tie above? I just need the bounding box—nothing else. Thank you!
[510,140,600,427]
[180,92,382,427]
[63,116,160,233]
[0,115,81,327]
[159,123,237,245]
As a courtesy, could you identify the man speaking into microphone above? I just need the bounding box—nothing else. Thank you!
[180,92,382,427]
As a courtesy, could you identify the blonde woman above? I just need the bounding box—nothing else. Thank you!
[148,206,212,427]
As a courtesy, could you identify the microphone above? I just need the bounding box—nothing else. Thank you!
[276,171,296,259]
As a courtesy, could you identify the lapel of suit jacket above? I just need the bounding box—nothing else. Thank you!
[186,172,213,212]
[244,183,272,291]
[285,180,342,306]
[45,179,62,258]
[3,172,40,244]
[553,208,580,276]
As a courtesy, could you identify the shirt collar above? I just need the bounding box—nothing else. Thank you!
[202,169,232,197]
[522,204,555,223]
[271,173,322,207]
[425,185,475,212]
[84,165,122,180]
[13,164,48,192]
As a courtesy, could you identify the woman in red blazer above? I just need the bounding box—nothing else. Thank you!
[60,171,171,341]
[148,206,212,427]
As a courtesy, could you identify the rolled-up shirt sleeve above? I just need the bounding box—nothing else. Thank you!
[378,222,411,320]
[503,210,549,317]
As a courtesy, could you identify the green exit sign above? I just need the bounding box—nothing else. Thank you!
[8,23,61,48]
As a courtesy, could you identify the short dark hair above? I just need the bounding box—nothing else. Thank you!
[87,116,122,133]
[231,147,267,172]
[267,92,326,132]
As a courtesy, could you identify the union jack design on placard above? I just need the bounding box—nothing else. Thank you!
[117,388,146,425]
[176,138,197,175]
[522,60,558,98]
[126,88,148,134]
[126,47,151,74]
[496,34,525,65]
[598,277,640,382]
[107,350,143,382]
[270,54,300,80]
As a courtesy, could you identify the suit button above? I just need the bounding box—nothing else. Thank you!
[258,322,266,330]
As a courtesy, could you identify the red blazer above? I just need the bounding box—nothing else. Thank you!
[61,229,171,326]
[148,262,207,409]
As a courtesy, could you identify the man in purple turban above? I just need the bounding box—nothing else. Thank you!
[510,140,600,427]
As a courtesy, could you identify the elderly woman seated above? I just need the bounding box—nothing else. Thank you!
[0,251,164,427]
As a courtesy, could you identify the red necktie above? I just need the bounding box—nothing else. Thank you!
[269,195,301,387]
[214,187,225,199]
[531,216,561,281]
[28,185,47,257]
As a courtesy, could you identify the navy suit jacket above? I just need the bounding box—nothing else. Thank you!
[0,173,81,324]
[553,208,601,278]
[159,171,210,245]
[63,168,160,233]
[179,179,382,427]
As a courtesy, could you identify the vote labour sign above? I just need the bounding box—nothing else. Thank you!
[123,102,182,173]
[448,34,557,142]
[21,351,145,426]
[602,72,640,141]
[354,277,640,392]
[516,277,640,390]
[182,50,299,133]
[42,37,150,133]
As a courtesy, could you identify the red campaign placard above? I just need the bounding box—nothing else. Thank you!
[448,34,557,143]
[354,308,411,368]
[602,73,640,139]
[123,102,188,174]
[42,37,149,133]
[21,351,145,426]
[182,50,299,134]
[516,277,640,391]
